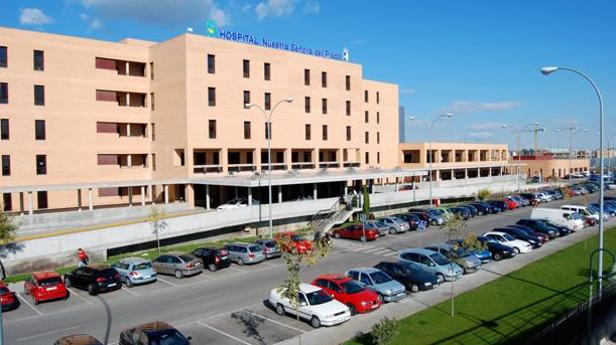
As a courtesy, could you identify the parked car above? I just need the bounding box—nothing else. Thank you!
[398,248,464,283]
[448,239,492,263]
[119,321,191,345]
[365,220,393,236]
[191,247,232,271]
[24,271,69,304]
[0,281,19,311]
[378,216,410,233]
[530,208,584,231]
[424,243,482,274]
[458,205,478,217]
[275,232,314,254]
[112,258,157,287]
[468,202,495,215]
[373,261,438,293]
[253,239,282,260]
[216,197,259,210]
[502,198,518,210]
[225,242,266,265]
[332,223,379,242]
[344,267,407,302]
[64,264,122,295]
[506,224,550,243]
[268,283,351,328]
[408,211,432,226]
[447,207,470,220]
[152,253,203,279]
[493,227,542,248]
[487,200,508,212]
[426,208,452,224]
[55,335,103,345]
[483,231,532,254]
[517,219,567,237]
[311,274,381,314]
[394,213,426,230]
[477,236,516,261]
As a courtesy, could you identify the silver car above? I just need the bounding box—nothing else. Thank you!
[345,267,406,302]
[365,220,391,236]
[378,216,410,234]
[152,253,204,279]
[254,239,282,259]
[112,257,157,287]
[424,243,482,274]
[225,243,266,265]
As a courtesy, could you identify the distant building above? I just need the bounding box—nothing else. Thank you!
[398,106,406,142]
[510,152,590,179]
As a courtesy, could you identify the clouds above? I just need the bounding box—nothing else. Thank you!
[304,1,320,14]
[439,100,523,114]
[20,8,54,25]
[468,122,506,130]
[466,131,495,139]
[255,0,296,20]
[400,88,416,95]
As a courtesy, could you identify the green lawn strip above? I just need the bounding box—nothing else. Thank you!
[346,227,615,345]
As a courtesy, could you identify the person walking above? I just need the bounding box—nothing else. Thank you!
[77,248,89,267]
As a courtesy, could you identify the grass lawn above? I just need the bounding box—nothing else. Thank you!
[347,227,616,345]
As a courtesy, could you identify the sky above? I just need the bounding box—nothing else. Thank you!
[1,0,615,150]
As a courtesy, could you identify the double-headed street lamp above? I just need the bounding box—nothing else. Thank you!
[541,66,606,295]
[503,122,540,191]
[554,127,588,186]
[428,113,454,207]
[245,98,294,239]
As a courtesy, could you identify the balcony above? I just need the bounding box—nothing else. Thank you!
[291,149,314,170]
[343,162,360,168]
[319,161,340,169]
[291,162,315,170]
[260,163,288,171]
[96,90,147,108]
[193,165,223,174]
[193,149,221,174]
[96,57,146,77]
[229,163,257,173]
[96,122,147,138]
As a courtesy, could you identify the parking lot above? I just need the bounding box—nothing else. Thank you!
[4,190,615,345]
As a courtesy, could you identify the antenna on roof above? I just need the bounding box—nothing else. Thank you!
[186,27,194,33]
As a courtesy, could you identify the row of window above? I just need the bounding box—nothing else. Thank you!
[1,119,46,140]
[0,46,44,70]
[0,83,45,105]
[1,154,46,176]
[2,191,48,211]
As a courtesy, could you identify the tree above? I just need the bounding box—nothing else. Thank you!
[441,213,467,316]
[362,185,371,217]
[147,206,167,255]
[477,188,491,201]
[0,208,18,280]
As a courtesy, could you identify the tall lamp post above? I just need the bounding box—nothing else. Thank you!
[555,127,588,185]
[428,113,454,207]
[503,122,540,191]
[245,98,294,238]
[408,116,417,201]
[541,66,606,295]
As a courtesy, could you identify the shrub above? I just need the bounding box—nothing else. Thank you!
[477,188,491,201]
[370,316,398,345]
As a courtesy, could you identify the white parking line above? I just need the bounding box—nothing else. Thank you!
[195,321,254,345]
[178,293,222,305]
[371,249,393,256]
[122,286,140,296]
[383,251,398,257]
[16,293,43,315]
[245,311,306,333]
[15,325,81,342]
[156,276,180,287]
[67,287,94,305]
[363,246,384,253]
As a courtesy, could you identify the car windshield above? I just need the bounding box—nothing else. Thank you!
[39,277,62,286]
[502,233,515,241]
[99,269,117,277]
[262,241,275,248]
[428,209,442,216]
[369,271,392,284]
[249,245,262,252]
[341,280,365,294]
[149,330,189,345]
[134,262,152,270]
[393,217,405,223]
[454,247,470,257]
[430,253,450,265]
[305,290,333,305]
[179,255,195,262]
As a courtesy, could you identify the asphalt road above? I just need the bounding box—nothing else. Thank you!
[3,191,614,345]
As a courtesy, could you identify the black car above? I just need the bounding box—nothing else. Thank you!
[487,200,507,212]
[447,207,470,220]
[517,219,569,237]
[468,202,495,215]
[507,224,551,242]
[191,247,231,272]
[408,211,431,227]
[120,321,191,345]
[493,227,542,249]
[477,236,516,261]
[394,213,423,230]
[374,261,438,293]
[460,204,478,217]
[64,264,122,295]
[409,208,440,225]
[520,193,540,205]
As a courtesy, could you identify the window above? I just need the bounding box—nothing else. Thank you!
[244,121,251,139]
[36,155,47,175]
[2,193,10,211]
[0,46,6,68]
[1,155,9,176]
[304,69,310,85]
[345,75,351,91]
[365,152,370,164]
[149,62,154,80]
[207,54,215,74]
[243,59,250,78]
[304,96,311,113]
[265,122,272,140]
[377,131,380,144]
[321,71,327,87]
[322,125,328,140]
[208,87,216,106]
[365,132,369,144]
[264,92,271,110]
[364,90,368,103]
[243,90,250,106]
[34,85,45,106]
[305,124,311,140]
[365,111,369,123]
[37,191,47,209]
[151,123,155,141]
[208,120,216,139]
[0,83,7,104]
[377,112,380,124]
[377,152,381,164]
[152,153,156,171]
[33,50,44,71]
[0,119,8,140]
[346,101,351,116]
[264,62,271,80]
[321,98,327,114]
[346,126,351,141]
[35,120,45,140]
[377,91,380,104]
[150,93,155,111]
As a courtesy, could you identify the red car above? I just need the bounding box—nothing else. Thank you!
[311,274,381,314]
[274,232,313,254]
[503,198,517,210]
[0,281,20,311]
[331,224,379,241]
[24,271,69,304]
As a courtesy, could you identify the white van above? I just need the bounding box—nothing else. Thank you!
[561,205,599,221]
[530,208,585,231]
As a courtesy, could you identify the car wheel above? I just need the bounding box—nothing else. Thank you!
[64,278,72,288]
[347,303,356,315]
[389,228,395,234]
[208,263,217,272]
[310,316,321,328]
[275,303,285,316]
[125,278,133,288]
[436,274,445,284]
[174,270,184,279]
[237,258,245,266]
[410,284,420,293]
[494,253,502,261]
[430,220,437,226]
[513,248,520,254]
[333,232,341,239]
[87,284,97,296]
[34,297,40,305]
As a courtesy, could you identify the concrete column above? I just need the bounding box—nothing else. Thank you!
[500,167,503,176]
[248,187,253,206]
[126,92,130,107]
[451,169,455,179]
[125,61,129,75]
[477,168,480,178]
[141,186,146,206]
[489,167,492,177]
[278,185,282,203]
[77,189,82,211]
[151,185,156,205]
[128,186,133,207]
[185,184,194,207]
[88,188,93,211]
[344,182,349,195]
[127,154,132,168]
[28,191,33,215]
[234,186,238,198]
[164,185,169,204]
[205,185,211,210]
[19,192,24,215]
[284,149,292,170]
[313,183,318,199]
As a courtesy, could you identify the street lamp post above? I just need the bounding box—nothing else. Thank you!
[428,113,454,207]
[408,116,417,201]
[245,98,294,239]
[541,66,606,295]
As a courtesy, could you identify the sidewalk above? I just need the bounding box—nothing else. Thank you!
[275,220,615,345]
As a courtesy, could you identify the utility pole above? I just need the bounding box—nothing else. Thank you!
[532,124,544,156]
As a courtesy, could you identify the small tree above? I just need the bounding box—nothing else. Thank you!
[147,206,167,255]
[477,188,491,201]
[370,316,398,345]
[441,213,467,316]
[362,185,371,216]
[0,208,18,279]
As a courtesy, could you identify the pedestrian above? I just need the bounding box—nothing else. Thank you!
[77,248,89,267]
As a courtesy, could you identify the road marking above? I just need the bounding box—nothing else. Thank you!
[178,293,222,305]
[16,293,43,315]
[371,249,393,256]
[67,287,94,305]
[156,276,180,287]
[362,246,384,253]
[195,321,254,345]
[245,311,306,333]
[383,251,398,257]
[15,325,81,342]
[122,286,139,296]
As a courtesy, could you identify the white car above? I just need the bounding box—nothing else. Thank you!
[268,283,351,328]
[483,231,532,254]
[216,197,259,210]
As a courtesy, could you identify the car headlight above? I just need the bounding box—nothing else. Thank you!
[385,289,392,295]
[528,240,536,244]
[361,301,370,307]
